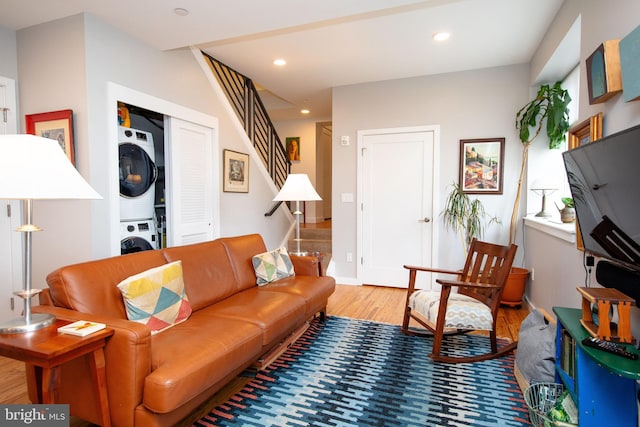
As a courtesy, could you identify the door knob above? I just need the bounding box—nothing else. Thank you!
[420,217,431,223]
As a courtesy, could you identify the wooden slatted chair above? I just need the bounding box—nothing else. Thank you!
[401,238,518,363]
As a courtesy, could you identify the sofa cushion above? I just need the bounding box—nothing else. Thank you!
[46,250,168,318]
[144,312,263,413]
[252,247,295,285]
[260,275,336,318]
[220,234,268,291]
[209,288,306,346]
[117,261,192,334]
[161,240,239,311]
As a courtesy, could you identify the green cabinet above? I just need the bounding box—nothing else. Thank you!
[554,307,640,426]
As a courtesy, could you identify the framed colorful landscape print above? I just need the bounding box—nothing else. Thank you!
[459,138,504,194]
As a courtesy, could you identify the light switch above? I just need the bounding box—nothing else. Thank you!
[341,193,354,203]
[340,136,350,146]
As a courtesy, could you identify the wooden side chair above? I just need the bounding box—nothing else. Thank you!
[401,238,518,363]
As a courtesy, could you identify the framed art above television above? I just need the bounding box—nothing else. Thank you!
[586,39,622,104]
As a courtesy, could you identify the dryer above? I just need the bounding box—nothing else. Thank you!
[119,126,157,221]
[120,219,158,254]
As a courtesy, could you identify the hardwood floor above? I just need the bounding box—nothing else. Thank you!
[0,284,529,426]
[327,284,529,342]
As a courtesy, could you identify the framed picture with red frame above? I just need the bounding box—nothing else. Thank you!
[25,109,75,166]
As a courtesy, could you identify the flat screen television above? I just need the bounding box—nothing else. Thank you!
[563,123,640,303]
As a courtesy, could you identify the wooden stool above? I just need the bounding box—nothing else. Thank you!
[577,287,635,344]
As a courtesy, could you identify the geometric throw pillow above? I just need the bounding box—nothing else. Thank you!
[117,260,192,334]
[252,247,295,285]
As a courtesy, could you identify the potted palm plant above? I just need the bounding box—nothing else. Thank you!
[510,81,572,244]
[442,182,499,256]
[503,82,571,306]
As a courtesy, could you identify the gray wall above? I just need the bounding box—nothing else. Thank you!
[525,0,640,337]
[331,64,530,281]
[10,13,290,290]
[0,26,17,79]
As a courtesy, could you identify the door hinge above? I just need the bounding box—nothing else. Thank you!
[10,297,14,311]
[6,203,10,218]
[1,107,9,123]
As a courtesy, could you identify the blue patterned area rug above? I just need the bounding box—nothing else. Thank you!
[193,316,531,426]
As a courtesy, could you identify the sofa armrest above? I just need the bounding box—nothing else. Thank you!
[38,288,54,306]
[291,254,322,276]
[31,305,151,427]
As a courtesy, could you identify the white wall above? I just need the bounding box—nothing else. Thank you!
[274,119,323,223]
[332,64,530,282]
[13,13,291,289]
[525,0,640,337]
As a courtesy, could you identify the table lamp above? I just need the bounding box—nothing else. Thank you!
[0,134,102,334]
[273,174,321,256]
[531,179,557,219]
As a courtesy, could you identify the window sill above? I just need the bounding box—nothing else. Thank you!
[523,216,576,243]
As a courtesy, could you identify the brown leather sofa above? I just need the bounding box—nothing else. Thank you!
[29,233,336,427]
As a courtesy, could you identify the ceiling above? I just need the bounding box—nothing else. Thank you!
[1,0,564,121]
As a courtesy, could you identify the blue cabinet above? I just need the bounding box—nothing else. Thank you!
[554,307,640,427]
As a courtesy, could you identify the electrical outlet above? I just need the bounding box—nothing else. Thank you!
[346,252,353,262]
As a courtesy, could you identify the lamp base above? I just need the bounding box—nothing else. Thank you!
[535,210,553,218]
[290,251,309,256]
[0,313,55,334]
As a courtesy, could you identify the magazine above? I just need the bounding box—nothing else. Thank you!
[58,320,106,337]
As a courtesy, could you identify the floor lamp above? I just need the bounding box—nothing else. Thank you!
[273,174,321,256]
[0,134,102,334]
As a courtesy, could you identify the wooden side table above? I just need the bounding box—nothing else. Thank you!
[577,286,635,343]
[0,319,113,427]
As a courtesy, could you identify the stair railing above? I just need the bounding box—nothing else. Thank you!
[202,52,290,192]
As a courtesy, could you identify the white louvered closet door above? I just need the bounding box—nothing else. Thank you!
[166,117,216,246]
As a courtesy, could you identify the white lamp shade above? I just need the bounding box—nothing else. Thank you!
[273,174,321,202]
[0,134,102,200]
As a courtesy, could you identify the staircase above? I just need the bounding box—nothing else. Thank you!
[291,224,332,274]
[202,52,290,189]
[203,51,331,270]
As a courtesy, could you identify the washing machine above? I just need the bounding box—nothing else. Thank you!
[120,219,158,254]
[119,126,157,221]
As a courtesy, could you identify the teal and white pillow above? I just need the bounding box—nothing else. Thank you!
[252,247,295,285]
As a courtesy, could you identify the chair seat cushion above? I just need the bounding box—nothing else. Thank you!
[409,289,493,331]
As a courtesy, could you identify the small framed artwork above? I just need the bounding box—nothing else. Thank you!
[620,24,640,102]
[25,109,75,165]
[286,137,300,161]
[223,149,249,193]
[460,138,504,194]
[586,39,622,104]
[568,112,603,150]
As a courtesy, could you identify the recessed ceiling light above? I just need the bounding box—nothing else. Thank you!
[301,109,310,114]
[273,59,287,66]
[174,8,189,16]
[433,32,450,42]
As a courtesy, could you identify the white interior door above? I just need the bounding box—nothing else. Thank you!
[0,76,22,322]
[166,117,216,246]
[359,126,438,288]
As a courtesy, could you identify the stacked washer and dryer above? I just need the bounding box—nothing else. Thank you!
[119,126,159,254]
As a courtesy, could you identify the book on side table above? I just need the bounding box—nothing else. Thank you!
[58,320,106,337]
